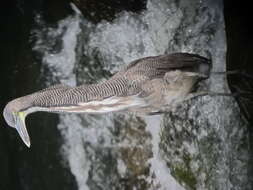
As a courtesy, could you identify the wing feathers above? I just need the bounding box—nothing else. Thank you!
[32,53,210,108]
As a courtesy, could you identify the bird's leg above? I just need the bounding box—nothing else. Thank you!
[185,90,253,101]
[146,91,239,116]
[211,70,253,80]
[146,89,253,116]
[186,91,232,100]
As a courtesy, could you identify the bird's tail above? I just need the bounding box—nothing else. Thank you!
[152,53,212,78]
[177,53,212,78]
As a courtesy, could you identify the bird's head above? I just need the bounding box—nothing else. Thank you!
[3,96,32,148]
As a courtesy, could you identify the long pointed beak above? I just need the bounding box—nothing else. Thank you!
[15,112,31,148]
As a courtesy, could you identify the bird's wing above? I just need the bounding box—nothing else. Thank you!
[31,53,210,108]
[110,53,210,96]
[113,53,211,80]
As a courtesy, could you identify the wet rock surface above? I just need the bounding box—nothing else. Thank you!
[161,97,249,189]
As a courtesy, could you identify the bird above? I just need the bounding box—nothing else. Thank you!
[3,53,211,147]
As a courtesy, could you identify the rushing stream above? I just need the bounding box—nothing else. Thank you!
[1,0,250,190]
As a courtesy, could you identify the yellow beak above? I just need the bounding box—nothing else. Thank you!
[14,112,31,148]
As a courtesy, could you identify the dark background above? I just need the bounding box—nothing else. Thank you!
[224,1,253,186]
[0,0,252,189]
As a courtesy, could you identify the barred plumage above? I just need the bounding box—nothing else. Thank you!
[21,53,211,109]
[3,53,211,147]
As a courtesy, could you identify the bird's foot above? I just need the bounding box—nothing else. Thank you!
[211,70,253,80]
[186,90,253,100]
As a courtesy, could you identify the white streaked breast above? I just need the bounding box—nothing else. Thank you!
[33,95,148,114]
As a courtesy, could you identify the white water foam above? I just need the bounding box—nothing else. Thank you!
[87,0,183,73]
[144,115,184,190]
[33,7,92,190]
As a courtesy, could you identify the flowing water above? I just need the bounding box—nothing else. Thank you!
[31,0,250,189]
